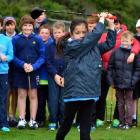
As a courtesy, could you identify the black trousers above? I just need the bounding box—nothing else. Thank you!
[56,100,95,140]
[36,85,48,122]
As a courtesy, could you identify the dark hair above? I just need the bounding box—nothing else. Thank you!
[70,19,88,34]
[56,32,70,57]
[5,20,16,26]
[112,12,122,24]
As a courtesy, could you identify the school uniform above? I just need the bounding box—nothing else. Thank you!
[12,33,44,89]
[0,34,13,128]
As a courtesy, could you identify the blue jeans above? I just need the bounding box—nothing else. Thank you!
[48,74,64,125]
[0,74,9,128]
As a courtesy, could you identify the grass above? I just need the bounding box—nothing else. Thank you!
[1,88,140,140]
[1,125,140,140]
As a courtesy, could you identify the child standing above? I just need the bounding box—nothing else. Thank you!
[132,19,140,126]
[0,33,13,132]
[108,31,140,129]
[30,7,47,34]
[12,15,44,129]
[36,24,54,127]
[3,16,18,127]
[46,21,65,130]
[55,12,116,140]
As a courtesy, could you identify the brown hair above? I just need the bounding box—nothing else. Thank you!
[39,24,52,35]
[19,15,34,29]
[86,15,99,24]
[56,32,70,57]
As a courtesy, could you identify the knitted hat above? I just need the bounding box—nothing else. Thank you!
[3,16,16,26]
[136,19,140,28]
[30,7,46,19]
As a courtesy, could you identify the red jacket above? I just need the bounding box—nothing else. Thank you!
[99,24,140,70]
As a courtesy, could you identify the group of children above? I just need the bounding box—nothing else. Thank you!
[0,6,140,140]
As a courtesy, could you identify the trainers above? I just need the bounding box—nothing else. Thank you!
[1,127,10,132]
[8,117,18,127]
[17,118,27,129]
[118,123,124,129]
[38,121,45,128]
[77,125,80,132]
[122,124,131,130]
[29,119,38,129]
[132,119,137,127]
[91,125,96,131]
[48,123,57,131]
[96,119,104,127]
[112,119,120,128]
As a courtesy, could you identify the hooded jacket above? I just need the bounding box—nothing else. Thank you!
[62,22,116,100]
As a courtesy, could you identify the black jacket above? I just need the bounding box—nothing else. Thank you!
[108,47,140,89]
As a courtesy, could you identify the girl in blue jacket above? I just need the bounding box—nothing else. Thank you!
[55,13,116,140]
[12,15,44,129]
[0,34,13,132]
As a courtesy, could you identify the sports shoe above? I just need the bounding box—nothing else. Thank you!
[17,118,27,129]
[132,119,137,127]
[96,119,104,127]
[91,125,96,131]
[1,127,10,132]
[118,123,124,129]
[48,123,57,131]
[122,124,131,130]
[112,119,120,128]
[8,117,18,127]
[29,119,38,129]
[77,125,80,132]
[38,121,45,128]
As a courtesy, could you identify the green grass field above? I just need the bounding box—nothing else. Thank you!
[1,125,140,140]
[1,88,140,140]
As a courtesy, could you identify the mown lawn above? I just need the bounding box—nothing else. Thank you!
[1,125,140,140]
[1,88,140,140]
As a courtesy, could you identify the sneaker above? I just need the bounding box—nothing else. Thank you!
[17,118,27,129]
[122,124,131,130]
[9,117,18,127]
[112,119,120,128]
[91,125,96,131]
[48,123,57,131]
[29,119,38,129]
[132,119,137,127]
[118,123,124,129]
[96,119,104,127]
[1,127,10,132]
[77,125,80,132]
[38,121,45,128]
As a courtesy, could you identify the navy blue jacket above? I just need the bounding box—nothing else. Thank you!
[39,37,54,82]
[45,40,64,78]
[63,22,116,99]
[108,47,140,89]
[12,33,45,72]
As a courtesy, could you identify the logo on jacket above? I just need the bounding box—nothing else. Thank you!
[32,41,36,45]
